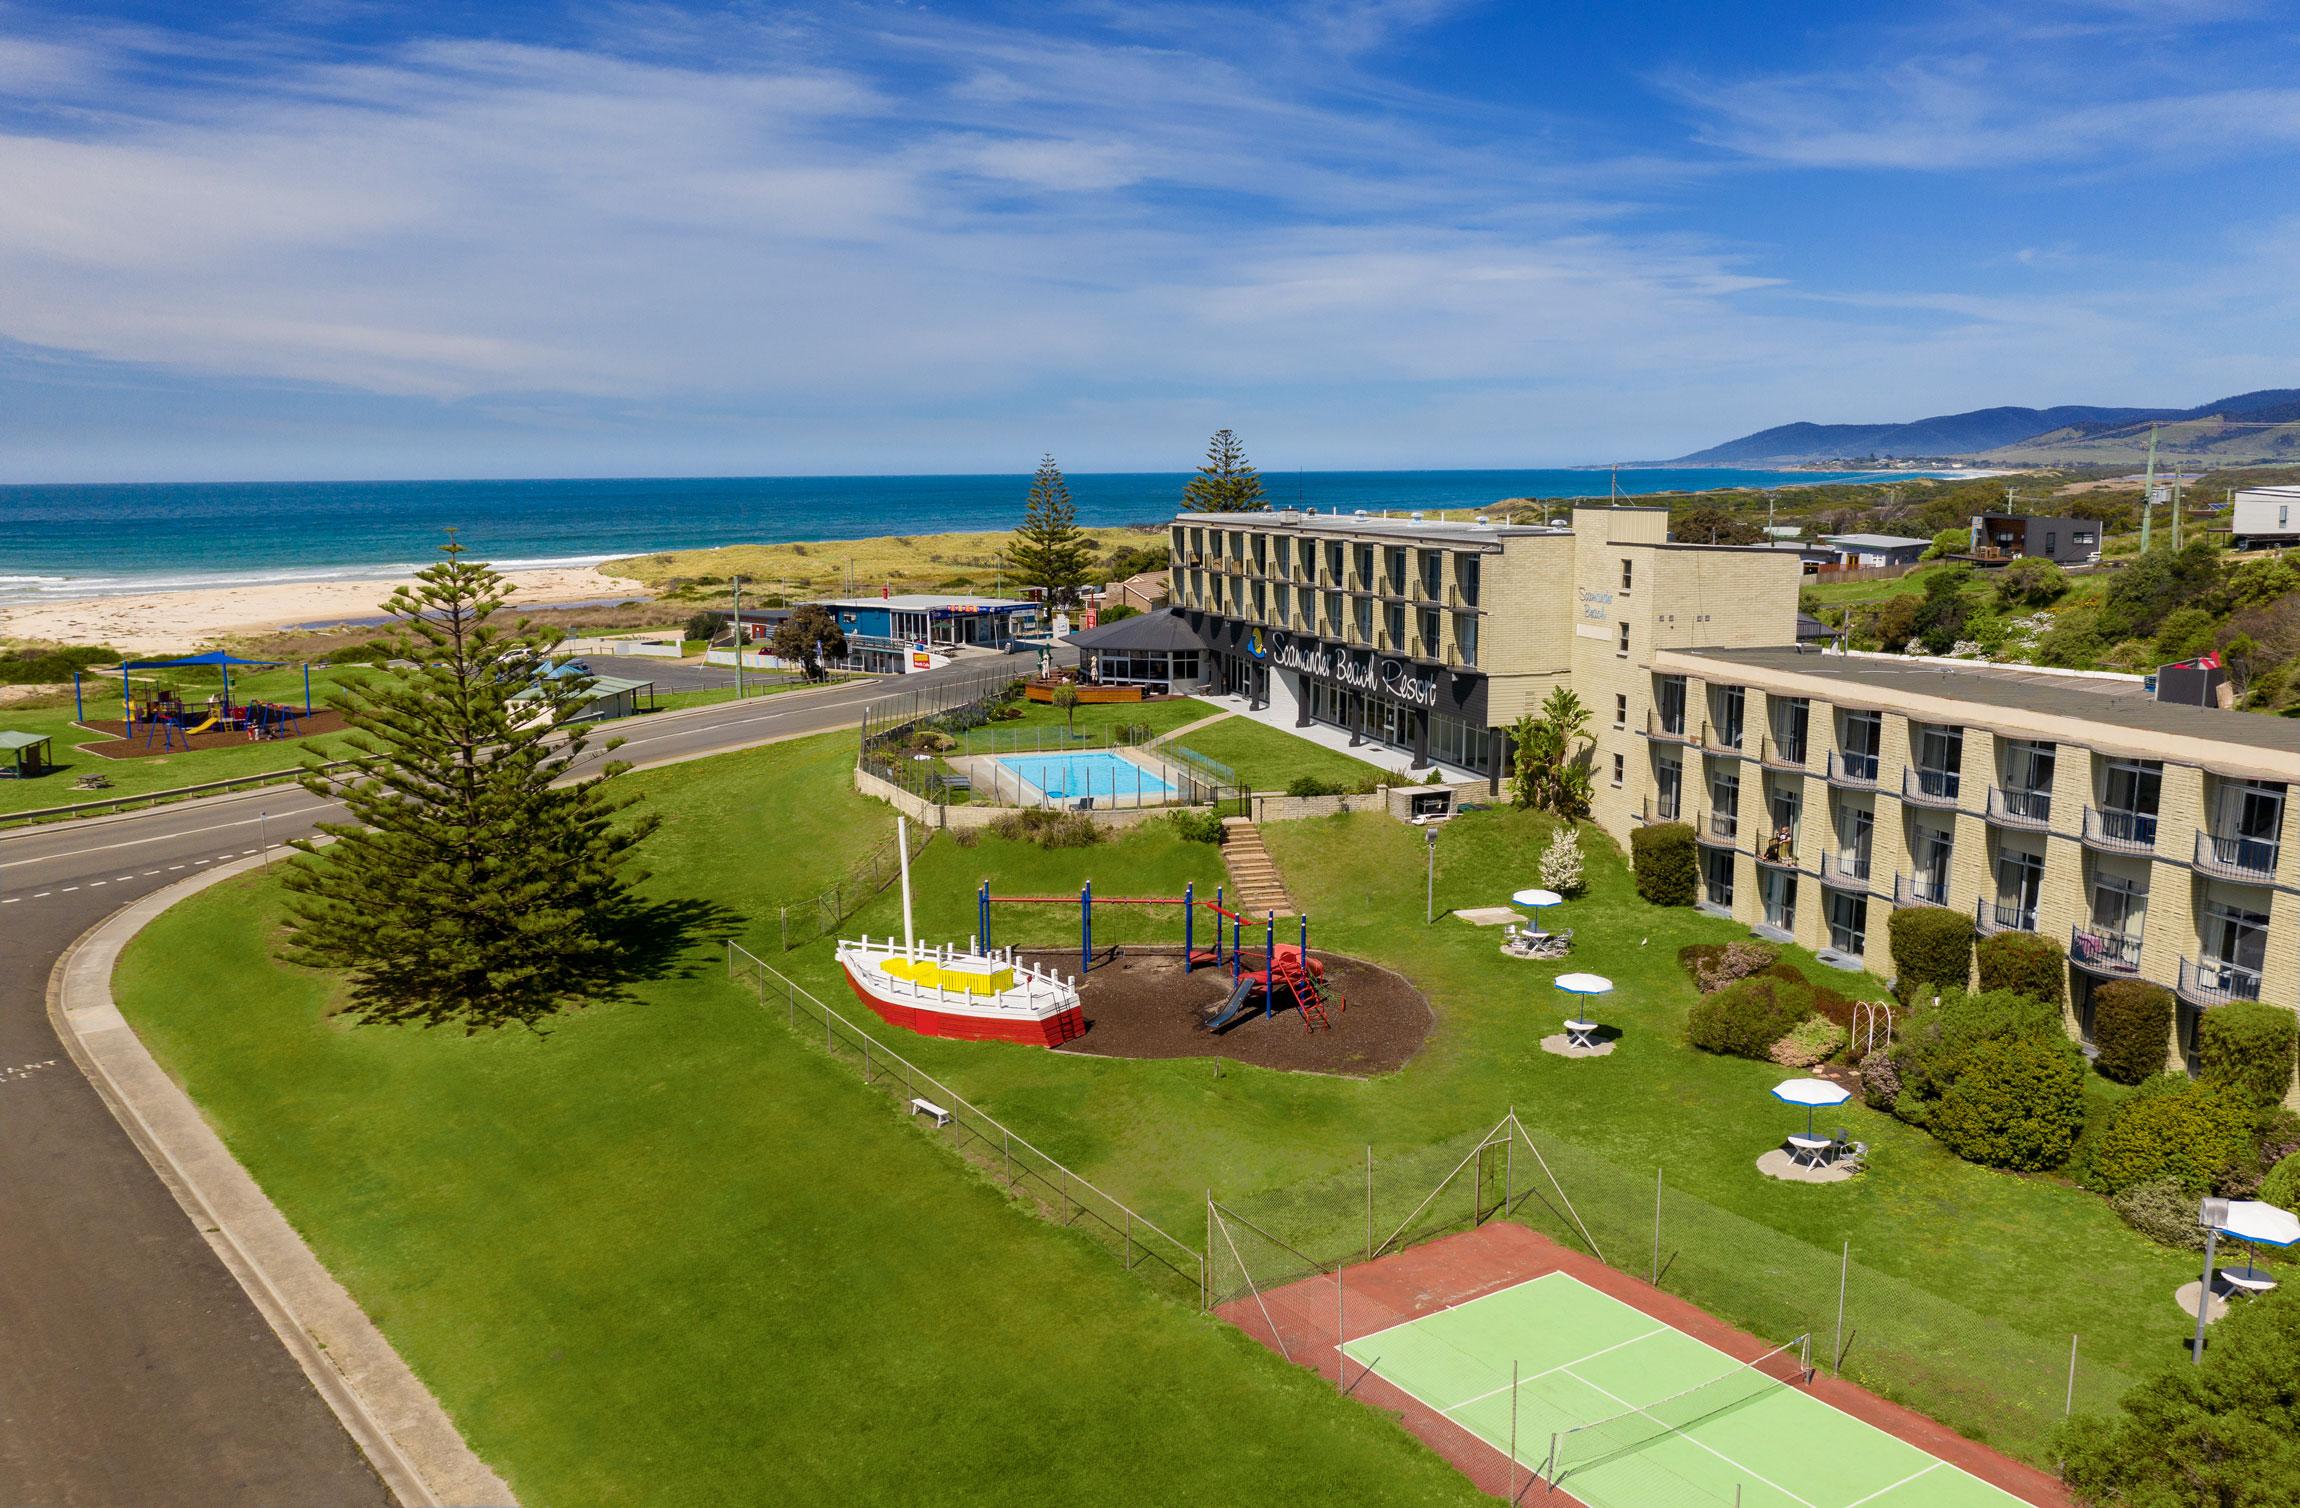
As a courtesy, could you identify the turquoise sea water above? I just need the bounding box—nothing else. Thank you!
[0,468,1935,603]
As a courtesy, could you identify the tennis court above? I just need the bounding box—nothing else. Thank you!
[1341,1272,2031,1508]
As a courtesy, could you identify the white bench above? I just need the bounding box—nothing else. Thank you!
[910,1097,952,1128]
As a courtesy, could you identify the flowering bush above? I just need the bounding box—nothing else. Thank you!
[1536,825,1586,897]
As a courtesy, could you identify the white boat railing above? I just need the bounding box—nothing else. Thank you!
[838,936,1081,1014]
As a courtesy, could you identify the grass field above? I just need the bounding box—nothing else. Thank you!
[1165,714,1390,791]
[0,663,376,815]
[112,723,2203,1496]
[114,736,1477,1506]
[604,526,1166,599]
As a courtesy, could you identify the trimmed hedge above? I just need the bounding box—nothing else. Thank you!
[2196,1000,2300,1109]
[2090,1077,2258,1195]
[1887,988,2064,1109]
[1930,1036,2086,1170]
[2090,981,2174,1085]
[2109,1178,2208,1250]
[1974,931,2066,1010]
[1631,822,1697,906]
[1887,906,1974,1002]
[2263,1152,2300,1211]
[1687,975,1813,1060]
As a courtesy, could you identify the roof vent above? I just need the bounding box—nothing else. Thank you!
[1474,514,1489,525]
[1410,510,1424,521]
[1354,508,1368,517]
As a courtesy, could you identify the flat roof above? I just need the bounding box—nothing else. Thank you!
[813,594,1034,611]
[1676,645,2299,758]
[1177,508,1561,542]
[0,730,52,750]
[1818,533,1932,549]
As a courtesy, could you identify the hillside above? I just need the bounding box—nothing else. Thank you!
[1673,388,2298,465]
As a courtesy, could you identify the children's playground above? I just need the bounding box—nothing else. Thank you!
[978,882,1433,1075]
[71,653,349,758]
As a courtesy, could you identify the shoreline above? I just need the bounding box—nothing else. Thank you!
[0,565,649,656]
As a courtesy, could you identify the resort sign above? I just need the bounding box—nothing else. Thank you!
[1266,631,1438,708]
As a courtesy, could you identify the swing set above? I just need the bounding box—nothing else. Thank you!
[973,880,1343,1034]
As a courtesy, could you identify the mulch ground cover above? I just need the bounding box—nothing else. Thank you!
[1022,944,1433,1076]
[73,711,350,759]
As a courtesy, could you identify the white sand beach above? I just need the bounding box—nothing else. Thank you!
[0,564,649,656]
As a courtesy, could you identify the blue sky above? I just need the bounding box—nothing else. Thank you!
[0,0,2293,481]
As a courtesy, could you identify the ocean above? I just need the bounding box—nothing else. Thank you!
[0,468,1935,603]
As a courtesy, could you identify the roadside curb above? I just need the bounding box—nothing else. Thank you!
[47,855,517,1508]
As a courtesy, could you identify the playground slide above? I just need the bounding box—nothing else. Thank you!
[181,714,221,736]
[1205,976,1259,1034]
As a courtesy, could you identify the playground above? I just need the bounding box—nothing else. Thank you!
[978,881,1434,1074]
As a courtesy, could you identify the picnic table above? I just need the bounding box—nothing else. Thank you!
[1787,1134,1835,1169]
[1564,1018,1601,1051]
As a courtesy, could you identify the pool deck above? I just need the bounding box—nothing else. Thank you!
[951,746,1195,809]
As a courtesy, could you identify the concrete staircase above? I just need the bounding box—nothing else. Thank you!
[1219,817,1295,917]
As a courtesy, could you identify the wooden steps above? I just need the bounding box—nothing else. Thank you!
[1219,817,1295,917]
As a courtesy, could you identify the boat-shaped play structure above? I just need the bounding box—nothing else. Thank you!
[835,819,1086,1046]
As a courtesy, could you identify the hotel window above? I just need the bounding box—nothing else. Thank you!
[1385,602,1406,649]
[1613,693,1627,729]
[1654,674,1687,735]
[1353,544,1374,588]
[1273,537,1291,578]
[1456,554,1480,607]
[1453,614,1478,666]
[1417,608,1440,659]
[1324,592,1343,636]
[1617,622,1631,655]
[1251,581,1266,620]
[1419,553,1442,601]
[1620,559,1634,591]
[1273,583,1291,623]
[1326,540,1345,583]
[1702,847,1735,907]
[1296,539,1313,584]
[1252,533,1267,571]
[1654,758,1682,820]
[1612,752,1625,788]
[1826,891,1868,955]
[1385,548,1406,594]
[1353,596,1373,642]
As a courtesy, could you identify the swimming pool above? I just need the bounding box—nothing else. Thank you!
[992,750,1175,802]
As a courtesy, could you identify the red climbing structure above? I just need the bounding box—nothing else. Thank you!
[1271,947,1341,1031]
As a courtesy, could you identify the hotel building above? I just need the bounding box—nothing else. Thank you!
[1166,504,2299,1073]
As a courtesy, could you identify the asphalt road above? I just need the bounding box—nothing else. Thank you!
[0,660,1007,1505]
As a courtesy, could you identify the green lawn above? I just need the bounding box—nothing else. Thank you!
[1164,714,1391,791]
[113,729,2205,1496]
[114,736,1477,1507]
[976,694,1218,741]
[0,663,377,815]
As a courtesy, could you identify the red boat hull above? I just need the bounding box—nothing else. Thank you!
[841,967,1086,1046]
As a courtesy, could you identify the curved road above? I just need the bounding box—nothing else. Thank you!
[0,664,1001,1505]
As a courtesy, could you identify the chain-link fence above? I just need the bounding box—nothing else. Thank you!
[726,942,1205,1302]
[776,822,938,950]
[1207,1111,2133,1469]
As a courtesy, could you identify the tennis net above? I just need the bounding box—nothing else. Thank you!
[1545,1334,1811,1486]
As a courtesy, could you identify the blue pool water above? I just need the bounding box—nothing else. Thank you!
[995,751,1174,802]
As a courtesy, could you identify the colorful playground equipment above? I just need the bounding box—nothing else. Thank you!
[75,653,316,750]
[974,880,1343,1034]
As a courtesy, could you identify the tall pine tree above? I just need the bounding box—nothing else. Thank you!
[1005,452,1095,605]
[1181,427,1267,512]
[280,540,661,1030]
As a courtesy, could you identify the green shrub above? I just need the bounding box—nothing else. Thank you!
[1930,1036,2086,1170]
[1167,810,1225,844]
[2090,981,2174,1085]
[1769,1014,1848,1069]
[1887,988,2064,1108]
[2109,1178,2208,1250]
[2064,1077,2130,1193]
[1858,1049,1901,1111]
[2262,1152,2300,1211]
[986,809,1103,849]
[1687,976,1813,1060]
[1886,906,1974,1002]
[1630,822,1697,906]
[2090,1078,2257,1195]
[1284,775,1340,798]
[1973,931,2066,1009]
[323,640,395,665]
[2057,1274,2300,1503]
[2196,1000,2300,1110]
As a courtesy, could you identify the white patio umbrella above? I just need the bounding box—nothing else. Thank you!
[1772,1077,1853,1138]
[1511,887,1564,929]
[2193,1197,2298,1363]
[1554,972,1612,998]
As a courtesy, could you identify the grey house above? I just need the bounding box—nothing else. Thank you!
[1967,513,2100,566]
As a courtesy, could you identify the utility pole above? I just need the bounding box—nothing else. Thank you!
[2172,465,2184,550]
[2140,425,2158,552]
[731,574,746,700]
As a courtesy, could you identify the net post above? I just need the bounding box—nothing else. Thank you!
[2066,1334,2078,1416]
[1545,1433,1558,1493]
[1653,1166,1663,1284]
[1004,1128,1013,1191]
[1507,1359,1519,1501]
[1335,1264,1345,1387]
[1364,1144,1374,1262]
[1834,1242,1849,1374]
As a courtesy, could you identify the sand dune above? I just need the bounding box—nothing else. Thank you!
[0,565,649,656]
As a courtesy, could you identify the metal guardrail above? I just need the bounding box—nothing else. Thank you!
[0,761,352,828]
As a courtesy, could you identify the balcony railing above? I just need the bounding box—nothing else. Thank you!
[1818,853,1873,891]
[1902,766,1962,809]
[2194,830,2281,884]
[1755,834,1801,870]
[2081,806,2158,856]
[1448,583,1483,612]
[1698,809,1740,846]
[1760,736,1810,771]
[1985,786,2053,829]
[2069,924,2144,976]
[1976,896,2038,935]
[1826,751,1879,789]
[2177,957,2263,1009]
[1636,795,1685,825]
[1701,721,1746,757]
[1893,872,1949,908]
[1644,709,1694,743]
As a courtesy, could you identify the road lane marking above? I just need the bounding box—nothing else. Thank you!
[88,880,106,886]
[61,885,78,891]
[0,802,340,869]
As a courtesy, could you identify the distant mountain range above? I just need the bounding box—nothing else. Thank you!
[1671,389,2300,467]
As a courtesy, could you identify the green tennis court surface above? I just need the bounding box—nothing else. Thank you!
[1340,1272,2030,1508]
